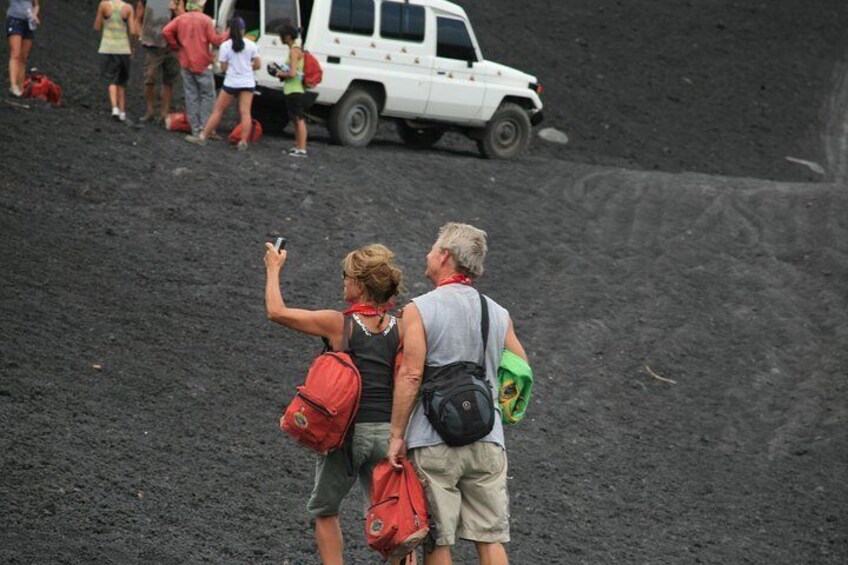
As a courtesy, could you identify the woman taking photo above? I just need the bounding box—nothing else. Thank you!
[264,242,404,565]
[186,15,259,150]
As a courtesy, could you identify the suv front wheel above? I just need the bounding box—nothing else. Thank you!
[328,88,379,147]
[476,103,531,159]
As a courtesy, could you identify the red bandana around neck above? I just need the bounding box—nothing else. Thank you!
[343,302,395,316]
[437,274,474,287]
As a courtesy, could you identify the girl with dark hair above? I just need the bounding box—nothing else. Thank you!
[273,23,308,157]
[186,15,259,150]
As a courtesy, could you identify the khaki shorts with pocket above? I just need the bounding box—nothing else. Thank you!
[410,442,510,545]
[143,46,180,86]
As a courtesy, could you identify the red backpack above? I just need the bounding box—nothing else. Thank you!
[280,330,361,454]
[366,459,430,561]
[22,71,62,106]
[228,119,263,144]
[165,112,192,133]
[303,51,323,89]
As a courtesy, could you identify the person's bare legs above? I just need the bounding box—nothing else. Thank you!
[160,83,173,118]
[16,38,32,88]
[423,546,452,565]
[200,90,232,139]
[144,83,156,118]
[8,34,22,90]
[315,515,344,565]
[294,117,307,151]
[237,90,254,144]
[117,85,126,113]
[475,542,508,565]
[108,84,119,110]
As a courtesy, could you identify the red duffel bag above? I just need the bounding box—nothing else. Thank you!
[228,119,263,144]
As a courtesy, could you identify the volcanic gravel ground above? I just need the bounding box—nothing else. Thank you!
[1,0,847,563]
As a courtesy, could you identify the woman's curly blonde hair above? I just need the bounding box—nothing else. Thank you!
[341,244,405,306]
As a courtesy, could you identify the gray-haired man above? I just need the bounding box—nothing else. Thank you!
[388,222,528,565]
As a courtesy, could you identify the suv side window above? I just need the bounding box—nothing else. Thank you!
[329,0,375,35]
[436,17,477,61]
[380,1,424,42]
[265,0,298,36]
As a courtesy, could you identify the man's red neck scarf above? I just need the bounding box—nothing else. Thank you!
[437,273,474,287]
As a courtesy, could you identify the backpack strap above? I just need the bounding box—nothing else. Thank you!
[479,292,489,363]
[321,314,354,353]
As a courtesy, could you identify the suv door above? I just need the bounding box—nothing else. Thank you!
[256,0,299,90]
[424,16,486,122]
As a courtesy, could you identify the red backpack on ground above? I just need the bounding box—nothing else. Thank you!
[303,51,323,89]
[22,71,62,106]
[280,325,361,454]
[228,119,263,144]
[366,459,430,561]
[165,112,192,133]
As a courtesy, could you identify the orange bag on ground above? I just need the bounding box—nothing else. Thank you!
[165,112,192,133]
[366,459,429,561]
[228,119,263,144]
[22,71,62,106]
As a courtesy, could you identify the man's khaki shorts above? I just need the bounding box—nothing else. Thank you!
[411,442,510,545]
[143,46,180,86]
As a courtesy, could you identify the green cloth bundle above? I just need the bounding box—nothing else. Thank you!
[497,349,533,424]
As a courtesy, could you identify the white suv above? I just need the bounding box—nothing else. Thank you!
[214,0,544,158]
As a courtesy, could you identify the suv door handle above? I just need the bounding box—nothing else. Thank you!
[437,70,446,75]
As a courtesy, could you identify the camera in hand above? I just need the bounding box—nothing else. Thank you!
[266,62,290,81]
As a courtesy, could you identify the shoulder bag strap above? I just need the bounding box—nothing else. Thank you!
[479,292,489,363]
[341,314,354,352]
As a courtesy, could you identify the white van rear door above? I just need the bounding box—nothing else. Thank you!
[215,0,299,90]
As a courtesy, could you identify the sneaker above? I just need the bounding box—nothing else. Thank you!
[138,113,156,123]
[287,148,307,157]
[111,107,121,121]
[9,85,22,97]
[207,131,223,141]
[236,140,248,151]
[118,111,127,122]
[185,134,207,146]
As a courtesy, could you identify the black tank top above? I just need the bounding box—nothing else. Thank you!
[347,314,399,423]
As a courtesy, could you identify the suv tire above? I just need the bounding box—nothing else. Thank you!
[396,121,445,149]
[476,103,531,159]
[328,88,379,147]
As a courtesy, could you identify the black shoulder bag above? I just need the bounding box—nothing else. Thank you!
[421,293,496,446]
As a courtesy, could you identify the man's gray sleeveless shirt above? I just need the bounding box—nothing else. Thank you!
[406,284,509,449]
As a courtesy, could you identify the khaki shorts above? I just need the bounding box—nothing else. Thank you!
[143,46,180,86]
[306,422,390,517]
[411,442,510,545]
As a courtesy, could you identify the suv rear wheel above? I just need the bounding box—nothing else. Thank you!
[328,88,379,147]
[476,103,531,159]
[396,121,445,149]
